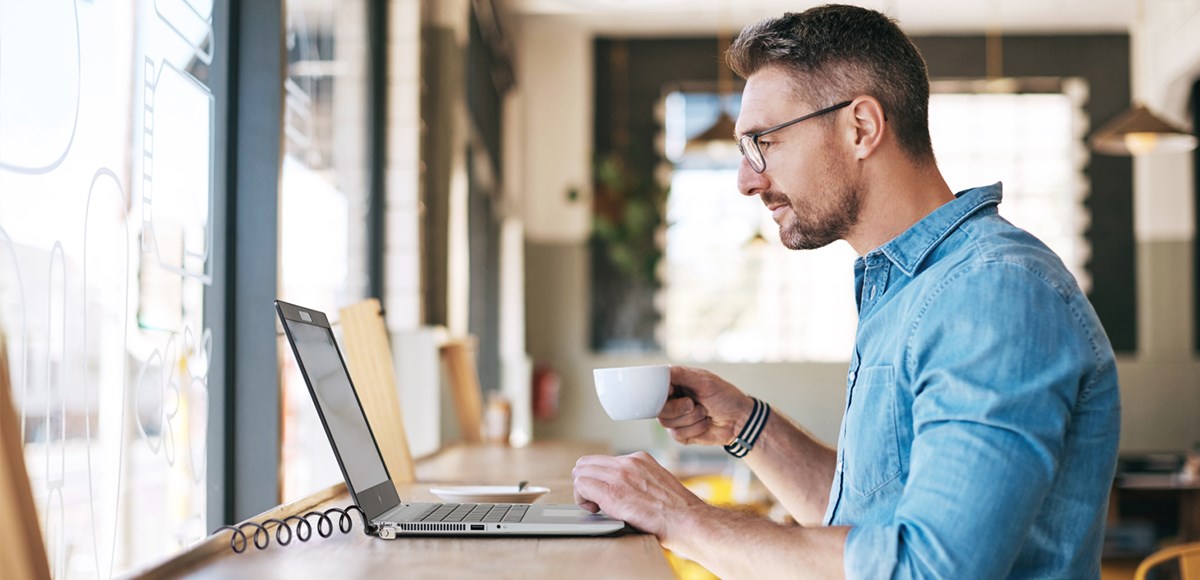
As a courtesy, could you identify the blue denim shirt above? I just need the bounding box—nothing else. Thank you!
[826,184,1121,579]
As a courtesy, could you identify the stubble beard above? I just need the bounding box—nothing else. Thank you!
[777,173,862,251]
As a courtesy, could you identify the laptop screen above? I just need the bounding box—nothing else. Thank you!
[285,320,389,492]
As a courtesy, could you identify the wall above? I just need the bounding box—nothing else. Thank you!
[1119,0,1200,451]
[517,17,1200,454]
[514,16,593,244]
[386,0,439,457]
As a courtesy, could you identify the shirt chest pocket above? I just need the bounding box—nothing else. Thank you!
[844,365,902,497]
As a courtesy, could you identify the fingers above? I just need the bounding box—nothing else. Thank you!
[572,453,661,507]
[666,417,713,444]
[573,484,603,514]
[669,364,703,385]
[660,407,710,436]
[660,373,715,444]
[659,394,704,422]
[669,365,741,404]
[572,453,705,540]
[573,455,617,512]
[670,364,730,390]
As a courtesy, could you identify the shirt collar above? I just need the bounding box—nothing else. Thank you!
[872,182,1003,277]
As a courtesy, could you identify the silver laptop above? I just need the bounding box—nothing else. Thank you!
[275,300,626,538]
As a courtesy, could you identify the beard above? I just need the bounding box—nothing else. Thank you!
[771,159,862,250]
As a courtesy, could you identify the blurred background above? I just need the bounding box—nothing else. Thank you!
[1,0,1198,577]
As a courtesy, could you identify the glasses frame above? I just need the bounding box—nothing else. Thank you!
[737,100,853,173]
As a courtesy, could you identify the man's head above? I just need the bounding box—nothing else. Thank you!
[727,4,934,163]
[728,5,935,251]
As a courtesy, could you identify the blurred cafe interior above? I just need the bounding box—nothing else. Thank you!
[1,0,1199,578]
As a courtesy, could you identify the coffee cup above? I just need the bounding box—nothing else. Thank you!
[593,364,670,421]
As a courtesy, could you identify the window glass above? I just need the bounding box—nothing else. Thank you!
[278,0,371,503]
[929,85,1091,290]
[660,83,1089,363]
[0,0,215,575]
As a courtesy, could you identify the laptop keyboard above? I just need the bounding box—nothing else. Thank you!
[421,503,529,524]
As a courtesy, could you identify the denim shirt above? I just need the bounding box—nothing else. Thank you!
[827,184,1121,579]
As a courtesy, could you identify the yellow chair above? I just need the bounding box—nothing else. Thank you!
[439,337,485,444]
[1135,541,1200,580]
[338,299,417,483]
[0,329,52,580]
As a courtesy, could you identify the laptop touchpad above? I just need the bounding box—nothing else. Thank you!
[543,508,593,517]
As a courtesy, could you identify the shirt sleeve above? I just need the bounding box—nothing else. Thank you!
[843,260,1097,579]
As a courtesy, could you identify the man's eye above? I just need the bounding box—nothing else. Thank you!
[758,140,776,151]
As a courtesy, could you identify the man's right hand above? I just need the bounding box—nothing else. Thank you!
[659,366,755,447]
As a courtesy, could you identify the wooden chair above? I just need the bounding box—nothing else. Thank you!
[1135,541,1200,580]
[0,329,51,580]
[439,337,484,444]
[338,299,416,483]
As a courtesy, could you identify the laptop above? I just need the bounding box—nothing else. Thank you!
[275,300,626,538]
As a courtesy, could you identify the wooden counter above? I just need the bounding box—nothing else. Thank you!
[131,441,674,579]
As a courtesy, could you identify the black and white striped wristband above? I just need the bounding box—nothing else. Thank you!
[723,397,770,458]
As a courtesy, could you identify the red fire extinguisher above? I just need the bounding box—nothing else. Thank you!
[532,365,561,420]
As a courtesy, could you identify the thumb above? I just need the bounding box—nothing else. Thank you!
[670,365,721,397]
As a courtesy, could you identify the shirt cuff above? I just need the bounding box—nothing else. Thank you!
[845,525,899,580]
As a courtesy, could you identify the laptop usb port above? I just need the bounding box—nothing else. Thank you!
[470,524,484,531]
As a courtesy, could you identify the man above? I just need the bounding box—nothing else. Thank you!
[572,5,1121,578]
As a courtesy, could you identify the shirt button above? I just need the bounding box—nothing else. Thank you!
[837,460,844,471]
[848,371,856,382]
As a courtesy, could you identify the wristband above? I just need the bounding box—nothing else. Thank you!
[723,397,770,458]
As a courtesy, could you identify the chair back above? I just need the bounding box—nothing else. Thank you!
[1135,541,1200,580]
[0,329,51,579]
[338,299,416,483]
[440,337,484,444]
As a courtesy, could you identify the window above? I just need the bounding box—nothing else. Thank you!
[1,0,215,575]
[929,80,1091,291]
[660,91,859,362]
[277,0,372,503]
[660,81,1089,363]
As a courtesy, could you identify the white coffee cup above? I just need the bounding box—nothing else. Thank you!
[593,364,671,421]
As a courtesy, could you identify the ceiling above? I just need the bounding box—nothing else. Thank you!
[498,0,1137,36]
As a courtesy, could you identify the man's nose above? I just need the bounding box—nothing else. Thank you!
[737,157,769,197]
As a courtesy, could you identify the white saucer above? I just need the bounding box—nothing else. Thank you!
[429,485,550,504]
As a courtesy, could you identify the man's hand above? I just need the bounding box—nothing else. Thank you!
[572,452,711,546]
[574,450,849,579]
[659,366,754,447]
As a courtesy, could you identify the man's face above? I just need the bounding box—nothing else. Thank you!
[735,66,861,250]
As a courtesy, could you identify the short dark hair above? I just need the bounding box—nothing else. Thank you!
[727,4,935,162]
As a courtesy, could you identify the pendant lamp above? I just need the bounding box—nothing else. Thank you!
[683,14,740,161]
[1089,0,1197,156]
[1090,103,1197,156]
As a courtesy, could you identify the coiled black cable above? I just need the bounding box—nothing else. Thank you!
[211,505,368,553]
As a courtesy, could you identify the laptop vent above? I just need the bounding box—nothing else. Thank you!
[398,523,468,532]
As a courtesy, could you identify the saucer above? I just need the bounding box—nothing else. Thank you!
[429,485,550,504]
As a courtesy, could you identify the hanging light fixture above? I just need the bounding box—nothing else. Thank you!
[684,104,738,158]
[683,5,740,162]
[1089,0,1197,156]
[1090,104,1197,156]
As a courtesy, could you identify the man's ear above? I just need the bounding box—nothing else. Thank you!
[848,96,886,160]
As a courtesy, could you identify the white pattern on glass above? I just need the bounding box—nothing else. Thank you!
[153,0,214,65]
[83,168,131,580]
[0,0,80,173]
[141,59,215,284]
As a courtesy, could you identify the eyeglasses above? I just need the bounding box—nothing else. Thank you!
[737,100,853,173]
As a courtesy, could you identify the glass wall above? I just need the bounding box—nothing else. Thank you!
[0,0,215,575]
[277,0,371,503]
[660,83,1090,363]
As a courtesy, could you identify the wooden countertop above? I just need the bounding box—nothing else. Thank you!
[131,441,674,579]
